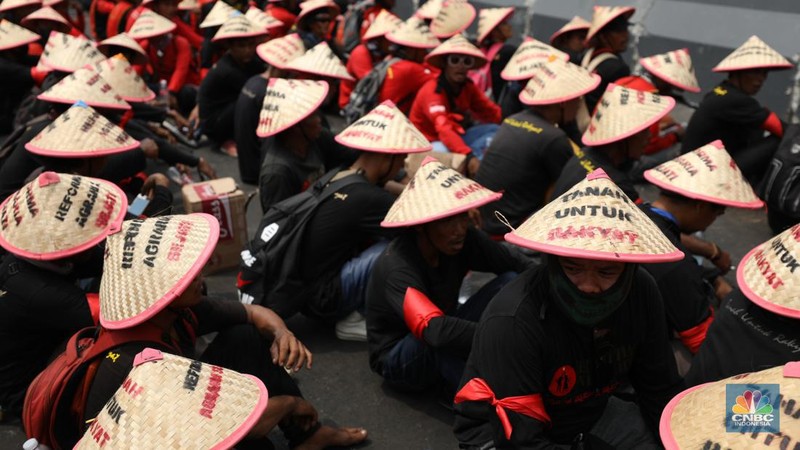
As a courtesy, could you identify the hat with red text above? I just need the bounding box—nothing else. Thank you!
[199,0,236,28]
[256,32,304,68]
[363,9,402,41]
[37,66,131,110]
[87,54,155,102]
[0,18,40,51]
[128,10,177,39]
[97,32,147,58]
[644,140,763,209]
[549,15,590,44]
[0,172,127,260]
[582,83,675,146]
[385,16,440,49]
[256,78,328,137]
[245,7,282,32]
[500,38,569,81]
[519,57,600,105]
[211,13,268,42]
[21,6,70,30]
[712,35,793,72]
[382,156,500,227]
[39,31,104,73]
[335,100,431,154]
[476,7,513,44]
[415,0,442,20]
[505,168,683,262]
[429,0,476,39]
[99,214,220,329]
[284,41,353,80]
[73,349,268,450]
[736,224,800,319]
[585,5,635,44]
[640,48,701,93]
[296,0,339,24]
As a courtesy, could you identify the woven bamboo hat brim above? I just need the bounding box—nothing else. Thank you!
[178,0,198,11]
[256,78,328,137]
[38,66,131,110]
[660,363,800,449]
[74,349,268,450]
[640,48,701,93]
[25,101,140,157]
[415,0,442,20]
[335,100,432,154]
[0,172,127,260]
[382,156,500,227]
[519,57,600,105]
[296,0,339,23]
[0,19,40,51]
[362,9,401,41]
[582,83,674,147]
[199,0,235,28]
[99,214,220,329]
[21,6,70,28]
[245,7,282,31]
[429,0,475,39]
[128,10,176,39]
[87,54,156,102]
[386,16,439,49]
[644,140,763,209]
[284,41,353,80]
[584,5,635,44]
[500,38,568,81]
[425,34,486,70]
[0,0,39,12]
[39,31,104,73]
[97,32,146,57]
[476,7,513,44]
[549,15,590,44]
[712,35,793,72]
[736,225,800,319]
[505,168,684,262]
[256,32,304,68]
[212,14,268,41]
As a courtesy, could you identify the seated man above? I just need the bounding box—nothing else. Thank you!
[549,15,590,64]
[472,7,516,102]
[580,5,635,112]
[379,16,439,114]
[641,140,764,370]
[454,169,683,448]
[409,34,501,167]
[367,157,532,396]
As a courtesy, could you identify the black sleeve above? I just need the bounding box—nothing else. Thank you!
[655,262,713,333]
[464,228,534,274]
[141,185,173,217]
[357,186,399,240]
[544,135,576,181]
[97,148,147,182]
[130,102,168,123]
[191,296,249,336]
[713,94,770,127]
[123,119,201,167]
[0,60,34,89]
[318,128,358,169]
[259,165,300,211]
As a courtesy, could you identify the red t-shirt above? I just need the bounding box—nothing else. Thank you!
[266,5,296,38]
[338,43,377,109]
[378,59,435,114]
[142,35,199,92]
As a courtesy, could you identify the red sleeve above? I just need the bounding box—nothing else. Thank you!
[174,18,203,49]
[348,44,374,79]
[168,37,192,93]
[95,0,115,14]
[124,6,143,32]
[466,82,501,124]
[762,111,784,138]
[643,121,678,155]
[418,85,472,154]
[30,67,49,86]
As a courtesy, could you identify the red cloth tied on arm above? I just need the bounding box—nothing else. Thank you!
[762,111,784,138]
[402,287,444,340]
[677,308,714,354]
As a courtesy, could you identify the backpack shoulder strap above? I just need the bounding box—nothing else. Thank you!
[582,49,618,73]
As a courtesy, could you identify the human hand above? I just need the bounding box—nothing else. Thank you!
[713,276,733,302]
[197,157,217,180]
[709,244,731,274]
[140,138,159,159]
[141,173,170,199]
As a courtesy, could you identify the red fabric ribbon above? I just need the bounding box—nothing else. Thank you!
[455,378,551,440]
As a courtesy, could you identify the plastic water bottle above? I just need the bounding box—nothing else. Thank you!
[23,438,51,450]
[158,79,169,111]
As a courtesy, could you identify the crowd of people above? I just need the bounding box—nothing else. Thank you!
[1,0,799,447]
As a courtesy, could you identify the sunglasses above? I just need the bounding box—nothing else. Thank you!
[313,15,332,23]
[447,55,475,67]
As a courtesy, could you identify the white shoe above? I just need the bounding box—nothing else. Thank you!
[335,311,367,342]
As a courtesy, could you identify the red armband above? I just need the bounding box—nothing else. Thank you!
[30,67,50,86]
[762,111,784,138]
[677,308,714,354]
[86,293,100,325]
[402,287,444,340]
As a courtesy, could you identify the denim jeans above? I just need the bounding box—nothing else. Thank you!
[338,241,389,318]
[431,123,500,160]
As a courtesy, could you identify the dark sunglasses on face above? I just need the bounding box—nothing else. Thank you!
[447,55,475,67]
[313,15,332,23]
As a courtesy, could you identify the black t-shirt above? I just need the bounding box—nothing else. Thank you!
[259,139,326,211]
[682,80,770,156]
[0,58,34,135]
[234,74,269,184]
[490,44,516,103]
[453,264,681,448]
[0,118,51,203]
[366,229,533,374]
[640,205,713,335]
[475,110,575,235]
[198,54,267,130]
[685,289,800,387]
[552,146,640,202]
[584,54,630,113]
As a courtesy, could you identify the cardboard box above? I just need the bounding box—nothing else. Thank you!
[181,177,248,274]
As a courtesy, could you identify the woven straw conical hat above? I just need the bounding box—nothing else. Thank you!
[661,363,800,449]
[386,15,440,49]
[200,0,236,28]
[640,48,700,93]
[39,31,104,73]
[736,225,800,319]
[429,0,476,39]
[256,78,328,137]
[582,83,674,146]
[519,57,600,105]
[212,14,268,41]
[644,140,763,209]
[42,0,64,6]
[415,0,442,20]
[178,0,198,11]
[256,32,304,68]
[0,172,127,260]
[505,168,684,262]
[0,0,39,12]
[285,41,353,80]
[476,7,513,44]
[87,54,155,102]
[245,6,282,31]
[549,15,590,44]
[128,10,176,39]
[74,349,268,450]
[382,156,500,227]
[21,6,70,28]
[0,18,40,51]
[425,34,486,70]
[500,38,569,81]
[296,0,339,23]
[585,5,635,44]
[335,100,432,154]
[100,214,220,329]
[38,66,131,110]
[97,32,146,57]
[712,35,793,72]
[363,9,402,41]
[25,101,140,157]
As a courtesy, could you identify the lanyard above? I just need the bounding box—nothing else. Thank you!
[649,206,679,227]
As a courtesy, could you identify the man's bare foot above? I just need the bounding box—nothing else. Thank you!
[294,425,368,450]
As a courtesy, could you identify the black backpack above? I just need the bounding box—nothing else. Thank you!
[342,57,400,124]
[237,169,364,318]
[760,124,800,220]
[340,0,374,56]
